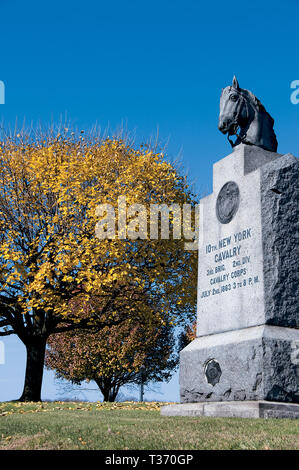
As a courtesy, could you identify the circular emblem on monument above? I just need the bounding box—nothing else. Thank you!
[204,359,222,386]
[216,181,240,224]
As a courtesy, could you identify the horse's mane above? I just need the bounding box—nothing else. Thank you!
[241,88,275,127]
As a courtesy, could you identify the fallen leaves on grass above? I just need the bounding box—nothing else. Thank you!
[0,401,176,416]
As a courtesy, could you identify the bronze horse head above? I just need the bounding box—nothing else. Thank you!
[218,76,278,152]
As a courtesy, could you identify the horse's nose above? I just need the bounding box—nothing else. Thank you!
[218,118,228,132]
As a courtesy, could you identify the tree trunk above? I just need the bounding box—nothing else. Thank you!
[19,338,47,402]
[95,378,118,402]
[103,390,114,402]
[101,386,117,402]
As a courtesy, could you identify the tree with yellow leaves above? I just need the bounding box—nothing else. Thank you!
[0,131,197,401]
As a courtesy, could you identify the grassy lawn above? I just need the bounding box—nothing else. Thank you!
[0,401,298,450]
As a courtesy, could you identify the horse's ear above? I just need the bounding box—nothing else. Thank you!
[232,75,240,90]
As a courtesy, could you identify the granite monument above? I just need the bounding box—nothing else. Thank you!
[161,78,299,419]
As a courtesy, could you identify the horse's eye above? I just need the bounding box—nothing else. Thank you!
[230,94,238,102]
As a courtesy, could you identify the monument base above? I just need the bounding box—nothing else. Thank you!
[180,325,299,404]
[160,401,299,419]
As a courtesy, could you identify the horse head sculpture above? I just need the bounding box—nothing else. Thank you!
[218,76,278,152]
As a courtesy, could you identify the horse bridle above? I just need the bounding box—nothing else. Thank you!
[227,88,252,147]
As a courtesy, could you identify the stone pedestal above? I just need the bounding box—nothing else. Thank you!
[161,401,299,419]
[180,325,298,404]
[162,144,299,419]
[196,145,297,336]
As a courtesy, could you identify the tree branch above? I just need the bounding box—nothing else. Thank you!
[0,329,15,336]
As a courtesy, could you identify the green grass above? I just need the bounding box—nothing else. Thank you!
[0,401,298,450]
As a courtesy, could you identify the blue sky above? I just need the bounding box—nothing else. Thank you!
[0,0,298,401]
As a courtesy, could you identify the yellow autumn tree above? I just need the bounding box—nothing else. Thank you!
[0,131,198,401]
